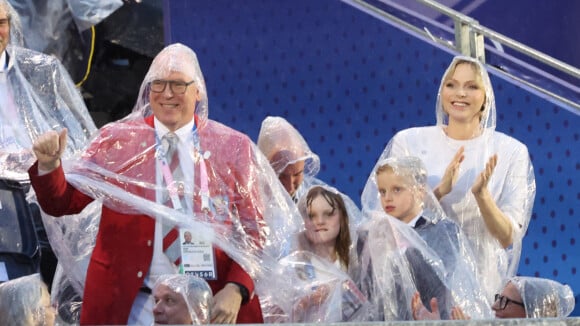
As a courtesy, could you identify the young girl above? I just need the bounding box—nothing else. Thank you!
[297,185,353,271]
[261,185,368,323]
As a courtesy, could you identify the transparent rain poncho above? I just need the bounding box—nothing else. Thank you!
[0,1,97,181]
[257,116,322,201]
[0,273,55,326]
[380,55,536,300]
[152,274,213,324]
[260,184,370,322]
[508,276,575,318]
[359,156,491,320]
[356,211,449,321]
[260,251,370,323]
[33,43,302,322]
[9,0,122,55]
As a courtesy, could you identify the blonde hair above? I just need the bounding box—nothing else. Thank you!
[375,157,427,187]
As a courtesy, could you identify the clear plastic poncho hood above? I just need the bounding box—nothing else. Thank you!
[257,116,320,177]
[153,274,213,324]
[257,116,323,201]
[509,276,575,318]
[382,55,535,301]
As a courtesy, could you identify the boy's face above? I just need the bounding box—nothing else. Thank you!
[376,169,421,224]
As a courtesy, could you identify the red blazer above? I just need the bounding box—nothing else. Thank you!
[29,116,265,324]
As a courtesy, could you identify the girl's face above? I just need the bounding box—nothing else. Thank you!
[377,170,421,224]
[441,63,486,125]
[304,195,341,247]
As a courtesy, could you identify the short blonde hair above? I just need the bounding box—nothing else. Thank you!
[375,156,427,187]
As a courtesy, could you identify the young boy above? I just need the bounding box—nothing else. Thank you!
[358,156,489,320]
[375,156,463,263]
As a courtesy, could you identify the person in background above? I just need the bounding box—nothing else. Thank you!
[0,273,56,326]
[152,274,213,325]
[413,276,575,320]
[257,116,321,202]
[0,0,97,294]
[379,55,535,301]
[0,0,96,181]
[28,43,296,325]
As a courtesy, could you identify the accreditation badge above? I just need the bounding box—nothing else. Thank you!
[179,229,217,280]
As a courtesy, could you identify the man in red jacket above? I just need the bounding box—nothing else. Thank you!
[29,43,293,325]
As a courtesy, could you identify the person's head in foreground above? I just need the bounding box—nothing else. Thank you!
[413,276,575,320]
[152,274,213,325]
[0,273,55,326]
[375,156,427,223]
[493,276,575,319]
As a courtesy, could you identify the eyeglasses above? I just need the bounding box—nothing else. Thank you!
[494,294,525,310]
[150,79,194,94]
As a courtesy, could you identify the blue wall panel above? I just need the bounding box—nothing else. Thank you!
[165,0,579,309]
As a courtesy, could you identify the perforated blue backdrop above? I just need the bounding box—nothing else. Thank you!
[164,0,579,312]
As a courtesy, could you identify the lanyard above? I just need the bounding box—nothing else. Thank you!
[155,125,210,213]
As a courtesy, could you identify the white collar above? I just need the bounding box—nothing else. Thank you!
[154,117,195,143]
[408,210,425,227]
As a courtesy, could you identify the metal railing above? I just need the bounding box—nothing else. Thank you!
[341,0,580,111]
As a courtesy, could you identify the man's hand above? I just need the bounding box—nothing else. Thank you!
[210,283,243,324]
[434,147,464,200]
[32,129,68,173]
[411,292,441,320]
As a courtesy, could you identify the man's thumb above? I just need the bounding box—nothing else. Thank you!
[58,128,68,155]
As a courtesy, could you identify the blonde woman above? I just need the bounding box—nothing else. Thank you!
[371,56,535,302]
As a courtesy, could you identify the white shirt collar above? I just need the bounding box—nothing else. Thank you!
[408,210,425,227]
[153,117,195,143]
